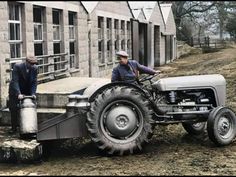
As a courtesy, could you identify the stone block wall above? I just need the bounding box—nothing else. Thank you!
[0,2,10,108]
[0,1,89,107]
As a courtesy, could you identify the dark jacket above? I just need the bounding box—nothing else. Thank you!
[111,60,156,83]
[9,62,38,97]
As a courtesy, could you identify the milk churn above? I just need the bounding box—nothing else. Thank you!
[74,95,90,114]
[19,96,38,136]
[66,95,77,118]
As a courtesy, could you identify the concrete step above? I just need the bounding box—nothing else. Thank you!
[0,108,66,126]
[36,77,110,108]
[0,127,42,163]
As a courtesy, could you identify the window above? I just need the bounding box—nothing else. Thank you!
[114,19,119,40]
[98,16,104,63]
[68,11,77,69]
[10,43,21,58]
[34,43,43,56]
[114,19,119,57]
[69,42,75,68]
[114,19,119,29]
[121,20,125,37]
[8,2,22,59]
[98,40,104,63]
[33,6,46,74]
[127,21,131,39]
[34,6,43,41]
[53,43,60,54]
[35,43,46,74]
[53,10,60,41]
[98,16,104,40]
[33,6,44,45]
[106,18,112,40]
[127,22,131,57]
[107,40,112,62]
[121,40,125,50]
[53,26,60,40]
[53,42,61,71]
[69,12,75,40]
[127,39,131,57]
[115,40,119,53]
[52,9,63,71]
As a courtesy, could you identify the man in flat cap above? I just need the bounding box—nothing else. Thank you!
[8,55,38,134]
[111,50,160,84]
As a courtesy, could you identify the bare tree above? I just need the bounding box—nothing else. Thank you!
[160,1,216,41]
[214,1,236,40]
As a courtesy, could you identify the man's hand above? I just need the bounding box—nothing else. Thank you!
[32,95,37,100]
[18,94,24,100]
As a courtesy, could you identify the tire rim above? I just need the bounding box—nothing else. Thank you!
[217,114,233,139]
[100,100,144,143]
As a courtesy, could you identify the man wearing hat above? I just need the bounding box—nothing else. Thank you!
[111,50,160,84]
[8,55,38,134]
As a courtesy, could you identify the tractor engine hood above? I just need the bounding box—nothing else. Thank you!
[153,74,226,105]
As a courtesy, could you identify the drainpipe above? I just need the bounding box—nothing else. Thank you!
[88,14,92,77]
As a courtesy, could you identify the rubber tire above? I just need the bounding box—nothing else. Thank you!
[86,86,155,156]
[182,122,206,135]
[207,106,236,146]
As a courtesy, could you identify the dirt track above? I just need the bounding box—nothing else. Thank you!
[1,45,236,175]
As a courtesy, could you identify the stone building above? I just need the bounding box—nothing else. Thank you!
[128,1,167,67]
[129,7,149,66]
[160,3,177,63]
[81,1,134,77]
[0,1,89,107]
[0,1,177,108]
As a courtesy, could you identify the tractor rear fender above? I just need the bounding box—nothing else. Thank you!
[85,82,148,102]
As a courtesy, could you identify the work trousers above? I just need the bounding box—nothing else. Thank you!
[8,94,20,131]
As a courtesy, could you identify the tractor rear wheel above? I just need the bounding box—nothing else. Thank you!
[86,86,154,155]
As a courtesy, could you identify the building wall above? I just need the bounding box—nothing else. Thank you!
[165,8,177,61]
[0,1,10,107]
[160,35,166,65]
[89,1,133,78]
[29,1,89,77]
[0,1,89,107]
[76,2,89,77]
[165,9,176,35]
[0,1,177,108]
[149,3,166,67]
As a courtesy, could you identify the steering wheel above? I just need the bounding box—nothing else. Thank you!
[139,73,159,83]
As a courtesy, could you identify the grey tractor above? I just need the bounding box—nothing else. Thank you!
[83,73,236,155]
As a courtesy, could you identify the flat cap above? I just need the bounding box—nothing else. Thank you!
[116,50,129,57]
[26,55,37,64]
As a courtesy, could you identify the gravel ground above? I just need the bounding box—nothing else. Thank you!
[1,44,236,176]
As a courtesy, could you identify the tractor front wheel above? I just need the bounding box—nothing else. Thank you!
[207,106,236,146]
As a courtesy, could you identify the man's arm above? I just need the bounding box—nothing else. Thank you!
[135,61,156,75]
[111,67,120,82]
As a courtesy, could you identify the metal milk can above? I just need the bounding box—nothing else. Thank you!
[19,96,38,135]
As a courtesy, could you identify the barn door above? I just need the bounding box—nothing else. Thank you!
[170,35,173,61]
[165,35,171,63]
[131,19,139,61]
[154,25,160,67]
[147,22,152,67]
